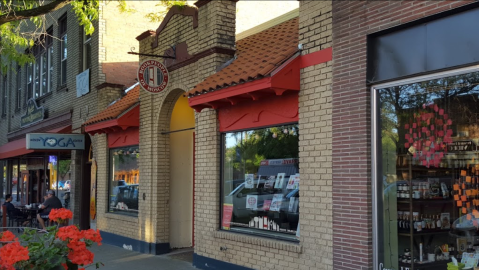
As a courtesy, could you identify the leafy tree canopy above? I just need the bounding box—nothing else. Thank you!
[0,0,188,73]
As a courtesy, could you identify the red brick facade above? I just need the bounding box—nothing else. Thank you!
[331,1,475,269]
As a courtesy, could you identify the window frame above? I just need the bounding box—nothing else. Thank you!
[59,15,67,87]
[26,62,33,103]
[371,65,479,269]
[16,66,22,110]
[2,75,7,116]
[82,30,91,71]
[220,123,300,242]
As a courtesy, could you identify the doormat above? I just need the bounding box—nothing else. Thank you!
[167,249,194,263]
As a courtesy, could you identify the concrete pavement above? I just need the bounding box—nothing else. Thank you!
[90,244,197,270]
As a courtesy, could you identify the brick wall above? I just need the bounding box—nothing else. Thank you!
[331,1,475,269]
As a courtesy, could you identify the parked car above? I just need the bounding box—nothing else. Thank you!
[114,184,139,211]
[57,180,66,190]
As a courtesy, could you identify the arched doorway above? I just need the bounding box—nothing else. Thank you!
[169,95,195,248]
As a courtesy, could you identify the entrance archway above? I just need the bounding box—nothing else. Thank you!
[168,95,195,248]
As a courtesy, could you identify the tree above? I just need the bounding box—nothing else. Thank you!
[58,159,71,180]
[0,0,187,73]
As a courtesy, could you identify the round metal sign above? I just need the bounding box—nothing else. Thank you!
[137,59,169,93]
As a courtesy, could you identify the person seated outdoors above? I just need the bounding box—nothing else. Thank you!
[37,190,63,232]
[2,194,29,226]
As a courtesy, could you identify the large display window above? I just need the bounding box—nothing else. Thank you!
[374,69,479,270]
[221,124,299,241]
[109,146,139,215]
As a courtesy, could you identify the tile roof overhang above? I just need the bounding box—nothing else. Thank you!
[188,54,301,112]
[84,85,140,135]
[187,18,300,112]
[0,124,72,160]
[85,105,139,135]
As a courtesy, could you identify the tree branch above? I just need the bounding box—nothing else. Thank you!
[0,0,73,26]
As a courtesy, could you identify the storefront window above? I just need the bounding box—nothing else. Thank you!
[109,146,139,215]
[221,124,299,240]
[375,70,479,269]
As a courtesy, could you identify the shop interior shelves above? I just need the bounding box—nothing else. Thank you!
[397,198,453,204]
[397,229,450,237]
[399,260,448,269]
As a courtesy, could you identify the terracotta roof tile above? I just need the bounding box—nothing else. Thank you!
[187,17,298,96]
[84,85,140,126]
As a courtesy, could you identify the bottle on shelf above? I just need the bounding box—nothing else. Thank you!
[430,214,436,229]
[436,215,442,229]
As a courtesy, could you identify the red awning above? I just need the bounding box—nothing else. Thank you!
[0,124,72,160]
[0,138,34,159]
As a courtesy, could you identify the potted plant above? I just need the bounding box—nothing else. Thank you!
[0,208,102,270]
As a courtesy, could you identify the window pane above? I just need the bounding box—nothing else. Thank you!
[34,58,40,98]
[26,63,32,101]
[376,71,479,269]
[61,34,67,85]
[41,52,47,95]
[2,77,7,115]
[109,146,140,215]
[17,67,21,109]
[62,34,67,60]
[222,124,299,240]
[48,46,53,91]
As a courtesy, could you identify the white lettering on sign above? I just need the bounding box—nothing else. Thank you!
[137,59,169,94]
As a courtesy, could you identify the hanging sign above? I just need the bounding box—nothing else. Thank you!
[137,59,169,93]
[26,133,85,150]
[21,99,44,127]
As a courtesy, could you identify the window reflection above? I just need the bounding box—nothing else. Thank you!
[377,71,479,269]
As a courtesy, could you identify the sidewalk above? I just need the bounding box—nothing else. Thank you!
[90,244,197,270]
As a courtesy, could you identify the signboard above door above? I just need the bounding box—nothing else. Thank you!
[21,99,44,127]
[26,133,85,150]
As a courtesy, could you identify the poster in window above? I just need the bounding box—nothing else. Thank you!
[263,200,271,211]
[246,195,258,209]
[264,176,275,189]
[288,197,295,212]
[245,174,254,189]
[222,203,233,230]
[270,194,283,212]
[274,173,286,189]
[293,174,300,189]
[286,175,295,189]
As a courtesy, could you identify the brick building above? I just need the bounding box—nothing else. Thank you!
[60,0,479,270]
[0,1,161,227]
[84,0,333,269]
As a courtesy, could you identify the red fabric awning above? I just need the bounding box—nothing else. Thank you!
[0,138,33,159]
[0,124,72,160]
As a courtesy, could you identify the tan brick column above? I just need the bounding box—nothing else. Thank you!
[299,1,333,269]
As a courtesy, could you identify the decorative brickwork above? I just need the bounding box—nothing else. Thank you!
[331,1,475,269]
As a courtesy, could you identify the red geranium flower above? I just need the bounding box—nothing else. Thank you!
[0,241,29,269]
[49,208,73,223]
[0,230,17,242]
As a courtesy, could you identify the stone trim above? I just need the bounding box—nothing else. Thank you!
[194,0,238,8]
[151,5,198,48]
[96,82,125,90]
[213,230,302,253]
[104,213,139,224]
[168,47,235,72]
[136,30,156,41]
